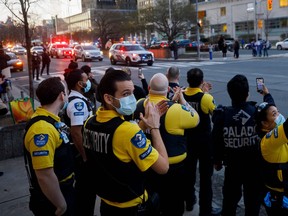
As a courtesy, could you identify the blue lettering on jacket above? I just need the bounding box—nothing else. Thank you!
[32,150,49,156]
[139,145,152,160]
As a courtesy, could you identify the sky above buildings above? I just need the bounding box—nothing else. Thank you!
[0,0,81,23]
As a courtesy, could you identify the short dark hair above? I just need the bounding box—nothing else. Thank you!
[187,68,203,87]
[227,74,249,102]
[36,77,64,105]
[68,60,78,69]
[97,70,131,104]
[81,65,91,75]
[65,69,84,91]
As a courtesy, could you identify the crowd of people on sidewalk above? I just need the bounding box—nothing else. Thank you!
[20,56,288,216]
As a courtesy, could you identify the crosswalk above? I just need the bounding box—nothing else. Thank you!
[88,61,226,75]
[10,61,226,82]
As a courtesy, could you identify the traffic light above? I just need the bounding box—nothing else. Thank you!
[258,20,263,29]
[267,0,273,11]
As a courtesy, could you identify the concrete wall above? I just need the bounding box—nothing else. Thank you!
[0,122,26,161]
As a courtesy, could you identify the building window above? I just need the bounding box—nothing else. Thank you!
[280,0,288,7]
[220,7,226,16]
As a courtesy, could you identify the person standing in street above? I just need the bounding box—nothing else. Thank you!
[24,77,75,216]
[263,40,269,57]
[105,39,112,50]
[32,52,41,80]
[171,40,178,60]
[41,48,51,76]
[133,73,199,216]
[212,74,267,216]
[183,68,220,216]
[233,39,240,58]
[0,46,11,75]
[82,70,169,216]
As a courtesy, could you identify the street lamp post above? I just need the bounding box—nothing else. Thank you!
[68,0,72,44]
[196,0,200,59]
[254,0,258,41]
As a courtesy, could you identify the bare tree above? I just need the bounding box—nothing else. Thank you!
[139,0,196,43]
[1,0,39,100]
[93,10,126,46]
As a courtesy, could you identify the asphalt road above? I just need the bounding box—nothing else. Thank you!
[10,49,288,116]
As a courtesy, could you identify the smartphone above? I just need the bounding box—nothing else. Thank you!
[138,68,143,76]
[256,78,264,93]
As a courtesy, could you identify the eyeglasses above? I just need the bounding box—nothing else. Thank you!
[257,102,268,113]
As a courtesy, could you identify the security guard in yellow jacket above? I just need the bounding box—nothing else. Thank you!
[24,77,75,216]
[255,97,288,216]
[182,68,217,215]
[83,70,169,216]
[133,73,199,216]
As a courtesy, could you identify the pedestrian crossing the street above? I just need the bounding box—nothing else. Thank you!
[89,61,226,75]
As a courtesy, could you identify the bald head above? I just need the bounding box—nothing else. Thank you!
[149,73,169,95]
[166,66,180,82]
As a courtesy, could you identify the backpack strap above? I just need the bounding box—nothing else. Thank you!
[68,95,92,112]
[23,116,57,188]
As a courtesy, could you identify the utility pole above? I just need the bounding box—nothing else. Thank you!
[196,0,200,59]
[254,0,258,41]
[168,0,172,41]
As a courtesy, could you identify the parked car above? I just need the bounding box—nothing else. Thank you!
[276,38,288,50]
[73,45,103,62]
[31,46,44,55]
[48,43,73,58]
[6,52,24,72]
[11,46,27,55]
[149,41,169,49]
[176,39,192,48]
[109,43,154,66]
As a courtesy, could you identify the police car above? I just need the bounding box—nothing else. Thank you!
[109,43,154,66]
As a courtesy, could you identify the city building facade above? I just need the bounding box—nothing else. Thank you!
[197,0,288,42]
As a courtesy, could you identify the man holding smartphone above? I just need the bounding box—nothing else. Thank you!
[212,74,272,216]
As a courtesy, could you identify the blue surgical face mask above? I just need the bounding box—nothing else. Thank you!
[83,80,91,93]
[112,94,137,116]
[275,113,286,127]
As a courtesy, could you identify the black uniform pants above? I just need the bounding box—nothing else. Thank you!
[222,164,262,216]
[32,66,40,80]
[29,178,75,216]
[184,136,214,216]
[41,62,50,75]
[74,155,97,216]
[159,161,186,216]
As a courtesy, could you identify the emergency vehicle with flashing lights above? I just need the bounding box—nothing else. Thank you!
[109,43,154,66]
[48,42,73,59]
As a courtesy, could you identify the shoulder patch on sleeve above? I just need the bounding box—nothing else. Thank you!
[74,101,85,111]
[139,145,152,160]
[34,134,48,147]
[32,150,49,156]
[131,130,147,148]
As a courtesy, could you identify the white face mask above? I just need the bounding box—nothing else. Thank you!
[275,113,286,127]
[111,94,137,116]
